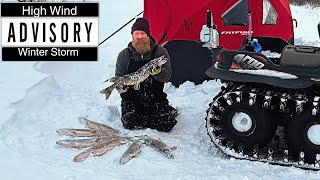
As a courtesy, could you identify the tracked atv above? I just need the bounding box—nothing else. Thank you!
[205,19,320,170]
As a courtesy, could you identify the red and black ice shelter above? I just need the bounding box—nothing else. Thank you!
[144,0,294,86]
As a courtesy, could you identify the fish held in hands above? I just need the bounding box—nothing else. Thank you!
[100,56,168,100]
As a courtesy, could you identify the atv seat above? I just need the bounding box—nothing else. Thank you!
[279,45,320,68]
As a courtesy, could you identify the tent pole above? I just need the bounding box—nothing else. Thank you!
[98,11,143,46]
[318,22,320,40]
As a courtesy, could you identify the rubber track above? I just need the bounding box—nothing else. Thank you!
[205,82,320,170]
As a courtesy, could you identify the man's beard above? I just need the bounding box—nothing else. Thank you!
[133,40,151,54]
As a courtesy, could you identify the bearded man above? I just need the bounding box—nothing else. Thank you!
[115,18,178,132]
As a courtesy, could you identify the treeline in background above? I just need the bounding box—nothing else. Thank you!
[289,0,320,7]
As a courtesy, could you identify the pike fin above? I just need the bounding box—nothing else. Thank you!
[99,83,117,100]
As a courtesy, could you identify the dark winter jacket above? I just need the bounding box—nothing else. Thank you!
[115,36,172,82]
[115,36,172,103]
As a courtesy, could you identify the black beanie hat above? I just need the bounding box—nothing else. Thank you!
[131,18,150,36]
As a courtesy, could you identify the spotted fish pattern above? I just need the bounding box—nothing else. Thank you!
[100,55,167,100]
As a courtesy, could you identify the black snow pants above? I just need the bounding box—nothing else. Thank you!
[121,100,178,132]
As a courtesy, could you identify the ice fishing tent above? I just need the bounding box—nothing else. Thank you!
[144,0,294,86]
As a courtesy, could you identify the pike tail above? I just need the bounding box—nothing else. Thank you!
[168,147,177,159]
[99,83,117,100]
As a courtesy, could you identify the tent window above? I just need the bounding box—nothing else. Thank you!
[222,0,248,26]
[263,0,278,25]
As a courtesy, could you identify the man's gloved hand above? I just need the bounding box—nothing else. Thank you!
[150,66,161,76]
[116,86,129,94]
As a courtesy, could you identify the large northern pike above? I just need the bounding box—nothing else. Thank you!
[100,55,168,100]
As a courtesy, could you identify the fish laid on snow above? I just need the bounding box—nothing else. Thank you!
[119,141,142,164]
[143,136,177,159]
[100,55,168,100]
[73,137,129,162]
[56,118,179,163]
[79,117,119,134]
[56,128,115,137]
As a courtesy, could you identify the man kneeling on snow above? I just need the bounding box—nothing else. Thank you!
[115,18,178,132]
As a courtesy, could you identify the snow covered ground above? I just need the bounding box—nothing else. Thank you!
[1,1,320,180]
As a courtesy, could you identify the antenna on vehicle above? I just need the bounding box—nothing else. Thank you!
[245,11,254,52]
[248,11,252,44]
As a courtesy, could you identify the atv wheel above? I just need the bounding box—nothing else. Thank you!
[211,94,276,152]
[287,108,320,163]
